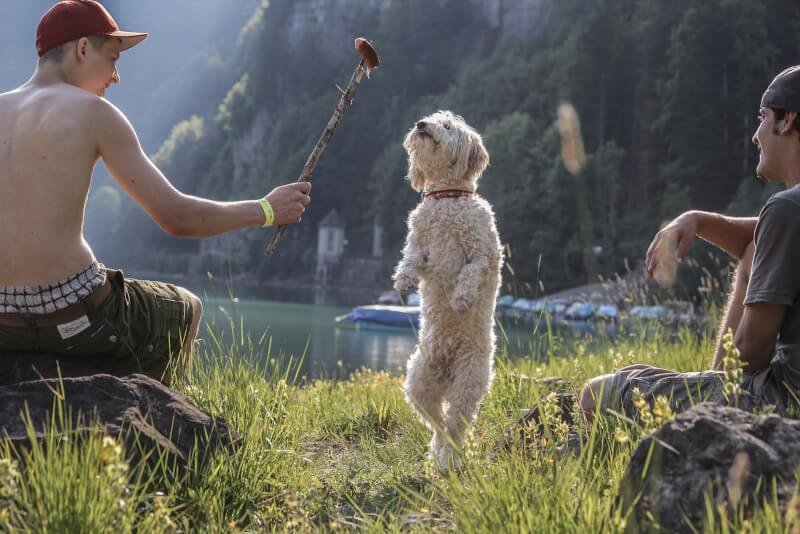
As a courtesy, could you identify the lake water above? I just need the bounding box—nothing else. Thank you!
[201,297,417,378]
[199,296,553,379]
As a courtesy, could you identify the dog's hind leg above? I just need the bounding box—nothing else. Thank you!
[404,347,446,460]
[439,352,494,468]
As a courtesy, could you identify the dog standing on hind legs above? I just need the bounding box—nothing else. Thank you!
[393,110,503,470]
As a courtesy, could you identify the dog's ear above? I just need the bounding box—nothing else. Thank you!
[467,137,490,180]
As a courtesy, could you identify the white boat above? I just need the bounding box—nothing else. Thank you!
[336,304,420,331]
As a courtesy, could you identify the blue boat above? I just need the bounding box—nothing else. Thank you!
[337,304,420,331]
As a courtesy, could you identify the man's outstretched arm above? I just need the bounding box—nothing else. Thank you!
[93,99,310,237]
[646,210,757,279]
[647,210,759,371]
[693,211,758,259]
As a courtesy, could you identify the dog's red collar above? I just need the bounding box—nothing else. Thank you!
[423,189,475,199]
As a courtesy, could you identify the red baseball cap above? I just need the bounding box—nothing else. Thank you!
[36,1,148,57]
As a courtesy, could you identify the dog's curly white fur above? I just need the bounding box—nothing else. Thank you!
[393,111,503,469]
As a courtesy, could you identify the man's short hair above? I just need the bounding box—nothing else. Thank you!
[38,34,110,64]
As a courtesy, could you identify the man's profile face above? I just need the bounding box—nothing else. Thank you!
[79,37,123,97]
[753,107,785,183]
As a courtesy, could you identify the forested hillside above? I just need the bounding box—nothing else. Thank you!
[113,0,800,294]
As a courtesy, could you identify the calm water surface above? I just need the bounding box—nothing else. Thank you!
[199,296,550,379]
[201,297,418,378]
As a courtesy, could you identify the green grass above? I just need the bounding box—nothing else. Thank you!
[0,323,797,532]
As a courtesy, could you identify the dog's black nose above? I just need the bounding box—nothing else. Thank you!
[416,121,427,130]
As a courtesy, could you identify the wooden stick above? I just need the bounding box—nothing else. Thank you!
[266,39,379,255]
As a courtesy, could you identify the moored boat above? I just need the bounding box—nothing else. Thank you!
[336,304,420,331]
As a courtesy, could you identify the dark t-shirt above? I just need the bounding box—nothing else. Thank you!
[745,185,800,389]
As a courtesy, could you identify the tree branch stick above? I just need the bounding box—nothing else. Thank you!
[266,59,368,255]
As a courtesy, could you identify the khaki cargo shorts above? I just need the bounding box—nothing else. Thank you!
[0,268,195,383]
[593,361,795,417]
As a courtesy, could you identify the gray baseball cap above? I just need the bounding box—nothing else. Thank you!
[761,66,800,112]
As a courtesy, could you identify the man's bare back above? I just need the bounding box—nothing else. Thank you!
[0,75,310,288]
[0,83,108,286]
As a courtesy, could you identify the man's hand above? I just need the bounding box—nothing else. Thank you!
[266,183,312,225]
[645,211,699,280]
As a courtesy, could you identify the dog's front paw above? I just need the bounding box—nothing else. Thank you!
[393,271,416,293]
[450,294,470,313]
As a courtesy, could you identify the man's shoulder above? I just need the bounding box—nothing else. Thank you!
[0,84,116,119]
[758,186,800,232]
[54,87,121,120]
[45,89,130,137]
[768,186,800,209]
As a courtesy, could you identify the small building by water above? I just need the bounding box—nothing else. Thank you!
[315,209,346,286]
[314,209,398,305]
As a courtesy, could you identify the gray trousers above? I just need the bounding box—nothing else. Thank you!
[595,353,798,417]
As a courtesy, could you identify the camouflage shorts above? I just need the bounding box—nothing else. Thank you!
[0,268,195,383]
[594,362,793,417]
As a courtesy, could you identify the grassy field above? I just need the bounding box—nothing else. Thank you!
[0,323,796,532]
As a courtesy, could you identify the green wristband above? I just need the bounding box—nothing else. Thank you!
[259,198,274,226]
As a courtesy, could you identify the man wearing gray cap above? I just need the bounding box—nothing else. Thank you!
[580,66,800,420]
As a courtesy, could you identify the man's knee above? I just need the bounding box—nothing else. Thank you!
[191,295,203,325]
[580,383,595,415]
[178,288,203,326]
[175,289,202,350]
[580,374,613,415]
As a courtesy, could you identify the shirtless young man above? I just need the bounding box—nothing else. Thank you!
[0,1,311,385]
[580,66,800,420]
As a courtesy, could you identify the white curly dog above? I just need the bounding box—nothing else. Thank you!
[393,110,503,469]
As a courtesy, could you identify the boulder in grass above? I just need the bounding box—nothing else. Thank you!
[0,351,146,386]
[619,403,800,533]
[506,391,581,456]
[0,373,239,470]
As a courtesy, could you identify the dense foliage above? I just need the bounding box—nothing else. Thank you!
[114,0,800,293]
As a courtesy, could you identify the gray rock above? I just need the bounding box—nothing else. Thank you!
[0,371,239,470]
[619,403,800,533]
[0,351,143,386]
[507,391,581,457]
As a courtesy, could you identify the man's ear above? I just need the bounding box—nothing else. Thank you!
[780,111,798,135]
[75,37,90,62]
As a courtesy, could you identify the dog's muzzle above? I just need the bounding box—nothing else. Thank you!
[416,121,432,138]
